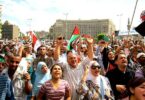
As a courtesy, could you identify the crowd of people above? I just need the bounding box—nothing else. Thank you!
[0,34,145,100]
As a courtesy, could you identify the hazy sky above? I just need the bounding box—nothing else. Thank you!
[0,0,144,33]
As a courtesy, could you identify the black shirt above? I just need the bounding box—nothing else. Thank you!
[106,67,135,99]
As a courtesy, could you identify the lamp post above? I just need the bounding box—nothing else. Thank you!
[64,13,68,39]
[127,18,131,38]
[117,13,123,32]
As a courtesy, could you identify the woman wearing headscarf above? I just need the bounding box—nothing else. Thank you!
[77,61,114,100]
[31,62,51,100]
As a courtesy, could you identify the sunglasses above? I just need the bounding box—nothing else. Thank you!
[57,37,65,40]
[91,65,101,70]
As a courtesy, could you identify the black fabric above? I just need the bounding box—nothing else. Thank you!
[106,67,135,100]
[135,21,145,36]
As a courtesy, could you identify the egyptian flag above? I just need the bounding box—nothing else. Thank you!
[67,26,80,50]
[29,31,41,52]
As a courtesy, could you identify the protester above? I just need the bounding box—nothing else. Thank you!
[103,50,116,73]
[54,36,94,100]
[106,52,135,99]
[0,55,14,99]
[6,54,32,100]
[135,52,145,78]
[77,61,114,100]
[31,62,51,100]
[95,34,110,72]
[33,45,54,70]
[127,77,145,100]
[37,64,71,100]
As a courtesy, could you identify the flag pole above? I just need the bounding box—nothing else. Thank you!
[128,0,139,39]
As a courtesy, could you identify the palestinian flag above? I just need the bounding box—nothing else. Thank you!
[67,26,80,50]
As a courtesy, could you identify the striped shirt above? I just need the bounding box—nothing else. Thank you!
[39,79,70,100]
[0,73,11,100]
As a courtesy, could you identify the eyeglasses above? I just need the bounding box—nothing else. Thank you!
[57,37,65,40]
[91,65,101,70]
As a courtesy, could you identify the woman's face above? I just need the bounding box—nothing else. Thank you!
[108,51,115,60]
[90,64,101,76]
[51,65,62,79]
[41,65,48,74]
[131,82,145,100]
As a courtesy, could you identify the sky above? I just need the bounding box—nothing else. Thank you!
[0,0,145,33]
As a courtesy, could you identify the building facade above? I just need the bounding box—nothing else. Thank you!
[2,21,20,39]
[49,19,116,39]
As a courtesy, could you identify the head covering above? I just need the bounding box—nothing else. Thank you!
[86,61,112,99]
[33,62,51,96]
[86,61,101,83]
[96,33,110,42]
[137,52,145,59]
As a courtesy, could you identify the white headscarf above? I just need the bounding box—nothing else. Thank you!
[86,61,109,90]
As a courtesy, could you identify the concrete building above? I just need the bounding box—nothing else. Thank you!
[49,19,116,39]
[2,21,20,39]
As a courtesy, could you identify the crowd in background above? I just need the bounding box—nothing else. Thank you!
[0,34,145,100]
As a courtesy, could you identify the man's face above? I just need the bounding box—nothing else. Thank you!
[8,56,21,71]
[116,54,128,68]
[39,47,47,56]
[138,56,145,65]
[67,52,78,68]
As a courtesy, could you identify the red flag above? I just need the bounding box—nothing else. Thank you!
[29,31,41,52]
[71,26,80,35]
[140,10,145,21]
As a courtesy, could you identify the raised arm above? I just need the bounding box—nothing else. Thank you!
[53,38,63,61]
[86,38,94,60]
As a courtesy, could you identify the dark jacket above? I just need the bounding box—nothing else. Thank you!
[106,67,135,100]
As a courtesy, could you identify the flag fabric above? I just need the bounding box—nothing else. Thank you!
[115,30,119,36]
[29,31,41,52]
[67,26,80,50]
[135,21,145,36]
[140,10,145,21]
[96,33,110,42]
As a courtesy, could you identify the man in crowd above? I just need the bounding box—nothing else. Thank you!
[33,45,54,69]
[0,55,14,99]
[135,52,145,77]
[106,52,135,100]
[54,37,94,100]
[5,54,32,100]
